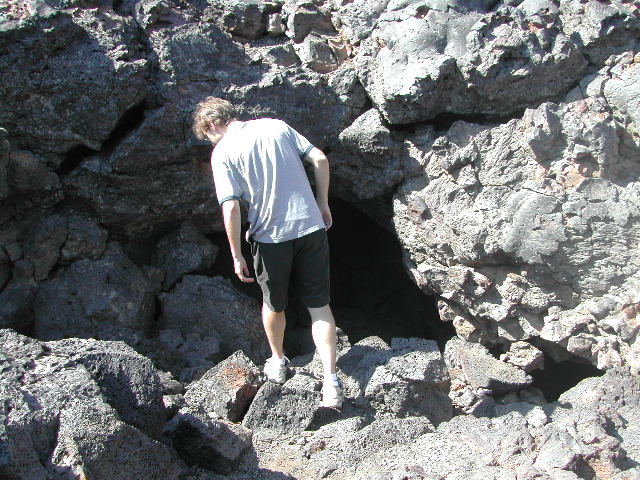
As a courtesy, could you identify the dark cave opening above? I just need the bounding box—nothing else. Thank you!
[528,355,604,403]
[212,197,454,356]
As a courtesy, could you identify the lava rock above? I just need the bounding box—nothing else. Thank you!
[559,0,640,65]
[33,242,156,342]
[22,214,67,281]
[7,150,60,194]
[500,341,545,372]
[138,328,222,383]
[0,280,37,331]
[331,108,403,199]
[355,1,590,124]
[159,275,270,364]
[294,34,339,73]
[0,329,184,480]
[152,222,218,290]
[363,338,452,424]
[242,374,321,434]
[185,350,263,422]
[60,215,108,264]
[50,401,184,480]
[394,89,640,370]
[0,7,148,156]
[46,338,167,439]
[283,1,336,43]
[459,348,533,395]
[164,406,252,474]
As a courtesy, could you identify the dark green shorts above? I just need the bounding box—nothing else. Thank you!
[250,228,330,312]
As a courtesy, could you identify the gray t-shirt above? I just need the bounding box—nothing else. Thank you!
[211,118,326,243]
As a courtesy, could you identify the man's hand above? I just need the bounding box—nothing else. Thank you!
[233,254,254,282]
[319,203,333,230]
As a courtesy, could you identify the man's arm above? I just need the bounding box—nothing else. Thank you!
[222,200,254,282]
[305,147,332,230]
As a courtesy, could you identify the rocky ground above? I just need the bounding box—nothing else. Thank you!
[1,0,640,478]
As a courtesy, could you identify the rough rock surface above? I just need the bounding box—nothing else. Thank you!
[394,52,640,370]
[33,242,157,342]
[152,222,218,290]
[0,329,185,480]
[2,0,640,478]
[159,275,270,364]
[185,350,263,423]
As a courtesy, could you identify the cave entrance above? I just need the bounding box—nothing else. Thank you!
[324,198,452,347]
[213,197,453,355]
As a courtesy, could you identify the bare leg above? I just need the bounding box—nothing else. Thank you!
[308,304,337,377]
[262,303,286,359]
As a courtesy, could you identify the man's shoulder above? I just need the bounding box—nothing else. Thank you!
[247,118,289,130]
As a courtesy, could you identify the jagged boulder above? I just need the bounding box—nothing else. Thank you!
[46,338,168,439]
[33,242,157,342]
[0,6,148,158]
[0,329,185,480]
[152,222,218,290]
[159,275,270,364]
[164,406,252,474]
[138,328,222,383]
[185,350,263,422]
[242,373,321,433]
[355,2,587,124]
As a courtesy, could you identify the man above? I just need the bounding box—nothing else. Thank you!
[192,97,344,408]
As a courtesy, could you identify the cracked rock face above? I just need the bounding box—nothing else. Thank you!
[2,0,640,477]
[394,55,640,369]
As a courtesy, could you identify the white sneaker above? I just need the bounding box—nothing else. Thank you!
[263,355,289,384]
[320,377,344,408]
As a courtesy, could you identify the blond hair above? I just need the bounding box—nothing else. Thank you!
[192,97,238,140]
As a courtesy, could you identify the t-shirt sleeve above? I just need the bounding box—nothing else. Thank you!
[211,151,242,205]
[283,122,314,159]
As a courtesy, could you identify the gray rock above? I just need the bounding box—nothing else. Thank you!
[394,91,640,370]
[331,108,404,199]
[159,275,270,364]
[0,329,184,480]
[185,350,263,422]
[46,338,167,439]
[60,215,108,264]
[334,336,451,425]
[165,407,252,474]
[559,0,640,65]
[242,374,321,433]
[0,280,36,331]
[262,44,301,68]
[34,242,156,342]
[49,401,184,480]
[139,328,222,383]
[364,338,452,423]
[23,214,67,281]
[328,66,368,109]
[283,1,336,43]
[152,222,218,290]
[7,150,60,194]
[500,341,545,372]
[218,0,272,40]
[356,4,587,123]
[0,7,148,156]
[294,34,339,73]
[459,348,533,395]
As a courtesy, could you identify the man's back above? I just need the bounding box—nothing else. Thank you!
[211,118,325,243]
